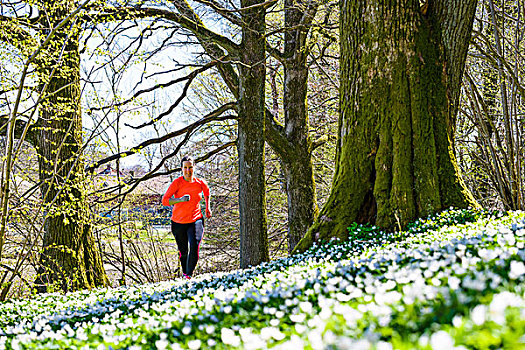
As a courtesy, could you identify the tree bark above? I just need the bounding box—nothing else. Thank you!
[33,2,108,292]
[433,0,478,136]
[295,0,478,252]
[280,0,319,252]
[237,0,269,268]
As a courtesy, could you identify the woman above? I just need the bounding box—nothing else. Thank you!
[162,156,212,279]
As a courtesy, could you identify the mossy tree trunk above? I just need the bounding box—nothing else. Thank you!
[237,0,269,268]
[32,1,108,292]
[295,0,478,252]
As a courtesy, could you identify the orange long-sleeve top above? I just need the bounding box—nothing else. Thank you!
[162,176,210,224]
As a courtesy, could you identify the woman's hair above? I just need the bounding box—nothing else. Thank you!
[181,156,194,168]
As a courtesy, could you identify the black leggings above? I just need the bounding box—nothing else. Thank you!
[171,219,204,277]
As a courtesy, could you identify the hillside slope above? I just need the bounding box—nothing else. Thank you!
[0,209,524,349]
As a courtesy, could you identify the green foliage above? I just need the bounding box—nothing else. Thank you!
[347,208,505,244]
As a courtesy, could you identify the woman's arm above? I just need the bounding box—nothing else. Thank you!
[204,195,212,218]
[162,180,177,206]
[162,179,190,206]
[168,195,190,205]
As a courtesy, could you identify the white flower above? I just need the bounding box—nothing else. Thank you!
[430,331,454,349]
[221,328,240,346]
[471,304,487,326]
[260,327,284,341]
[509,261,525,279]
[238,328,255,343]
[336,293,352,302]
[205,325,215,335]
[431,278,442,286]
[307,330,324,350]
[295,324,307,333]
[504,233,516,246]
[272,329,285,341]
[155,339,168,350]
[319,306,333,320]
[299,301,312,313]
[489,292,523,324]
[188,339,202,349]
[462,275,485,291]
[349,339,373,350]
[419,334,429,346]
[323,330,337,344]
[349,289,363,299]
[376,341,393,350]
[289,313,306,323]
[378,291,402,305]
[383,280,397,291]
[478,249,498,261]
[452,315,462,328]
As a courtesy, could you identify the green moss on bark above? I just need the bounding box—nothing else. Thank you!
[296,0,479,254]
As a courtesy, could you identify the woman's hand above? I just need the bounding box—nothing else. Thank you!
[204,195,212,218]
[169,195,190,205]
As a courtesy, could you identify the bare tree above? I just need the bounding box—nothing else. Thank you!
[458,0,524,210]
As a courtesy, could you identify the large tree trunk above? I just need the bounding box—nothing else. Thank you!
[237,0,269,268]
[296,0,478,252]
[434,1,478,136]
[33,2,108,292]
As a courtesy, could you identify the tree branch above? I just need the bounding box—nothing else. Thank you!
[190,0,242,26]
[264,108,295,160]
[84,6,241,56]
[89,58,219,122]
[0,15,37,50]
[125,61,222,129]
[94,138,236,203]
[0,116,33,141]
[86,102,238,173]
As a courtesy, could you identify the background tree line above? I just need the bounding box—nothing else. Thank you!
[0,0,523,297]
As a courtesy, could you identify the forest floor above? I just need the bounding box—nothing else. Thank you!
[1,219,286,299]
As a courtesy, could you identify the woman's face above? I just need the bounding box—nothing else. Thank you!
[182,161,194,180]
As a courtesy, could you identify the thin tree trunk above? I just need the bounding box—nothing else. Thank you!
[280,0,319,252]
[282,152,317,251]
[238,0,269,268]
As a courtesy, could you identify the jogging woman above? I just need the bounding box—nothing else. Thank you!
[162,156,212,279]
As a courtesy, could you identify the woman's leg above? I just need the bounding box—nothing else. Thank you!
[186,219,204,277]
[171,221,189,276]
